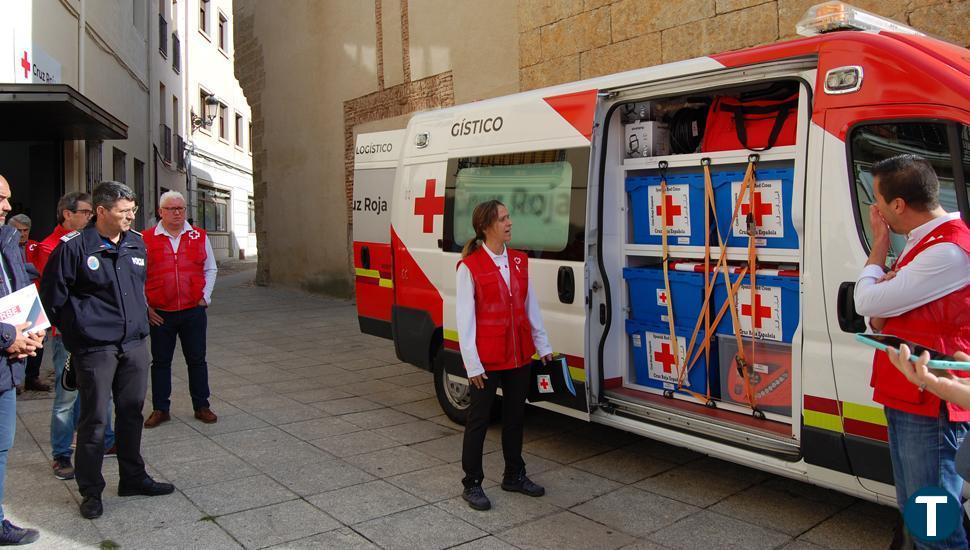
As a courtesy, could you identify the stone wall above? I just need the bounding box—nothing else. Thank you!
[520,0,970,90]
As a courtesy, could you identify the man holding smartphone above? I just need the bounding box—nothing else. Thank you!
[854,154,970,548]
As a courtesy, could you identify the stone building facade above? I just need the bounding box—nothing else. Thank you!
[233,0,968,294]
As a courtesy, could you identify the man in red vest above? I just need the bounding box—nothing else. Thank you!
[143,191,218,428]
[854,154,970,547]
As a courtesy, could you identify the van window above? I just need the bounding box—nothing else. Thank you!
[442,148,589,261]
[849,121,970,259]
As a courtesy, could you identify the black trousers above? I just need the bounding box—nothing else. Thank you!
[461,365,530,489]
[150,306,210,412]
[24,341,44,380]
[74,339,150,497]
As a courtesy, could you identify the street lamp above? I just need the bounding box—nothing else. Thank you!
[191,94,219,132]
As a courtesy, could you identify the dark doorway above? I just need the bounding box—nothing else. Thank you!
[0,141,64,240]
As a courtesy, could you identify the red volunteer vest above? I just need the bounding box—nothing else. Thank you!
[461,246,536,371]
[870,219,970,420]
[143,225,208,312]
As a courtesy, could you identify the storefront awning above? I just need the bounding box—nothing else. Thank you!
[0,84,127,141]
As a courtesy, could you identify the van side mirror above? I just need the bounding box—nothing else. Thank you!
[837,281,866,333]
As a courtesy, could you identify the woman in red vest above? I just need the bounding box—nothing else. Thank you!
[456,200,552,511]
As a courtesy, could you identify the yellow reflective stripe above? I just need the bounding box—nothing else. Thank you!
[355,268,380,278]
[379,279,393,288]
[804,410,844,433]
[842,402,887,427]
[569,366,586,382]
[444,329,459,343]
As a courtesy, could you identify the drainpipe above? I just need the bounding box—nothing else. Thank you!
[77,0,84,93]
[145,0,154,228]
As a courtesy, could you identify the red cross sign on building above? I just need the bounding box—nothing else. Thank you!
[741,292,773,329]
[653,342,678,374]
[413,179,444,234]
[20,52,30,79]
[655,194,682,227]
[741,191,773,226]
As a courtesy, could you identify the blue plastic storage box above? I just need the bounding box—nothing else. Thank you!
[713,167,798,250]
[711,272,799,343]
[626,173,712,246]
[623,267,707,327]
[626,319,718,396]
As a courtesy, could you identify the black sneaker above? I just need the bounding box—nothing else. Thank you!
[117,476,175,497]
[501,472,545,497]
[52,456,74,480]
[79,496,102,519]
[0,519,39,545]
[462,485,491,511]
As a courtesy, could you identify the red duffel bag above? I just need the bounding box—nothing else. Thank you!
[701,93,798,152]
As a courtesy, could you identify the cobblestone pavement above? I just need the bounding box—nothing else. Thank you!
[8,268,897,549]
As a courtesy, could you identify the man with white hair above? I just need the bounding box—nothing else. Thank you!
[143,191,218,427]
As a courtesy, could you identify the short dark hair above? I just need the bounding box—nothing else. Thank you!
[872,154,940,211]
[55,191,92,224]
[92,181,135,211]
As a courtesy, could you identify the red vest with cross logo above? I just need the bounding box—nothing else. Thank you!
[871,219,970,420]
[461,246,536,371]
[143,226,208,312]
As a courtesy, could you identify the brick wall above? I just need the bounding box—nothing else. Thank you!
[520,0,970,90]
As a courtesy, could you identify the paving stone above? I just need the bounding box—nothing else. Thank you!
[358,363,420,380]
[375,420,459,445]
[278,416,362,440]
[340,358,394,372]
[267,527,380,549]
[572,447,677,484]
[482,451,560,482]
[336,379,401,396]
[387,463,498,503]
[530,466,624,508]
[572,486,700,538]
[211,426,303,463]
[251,403,328,425]
[355,504,486,550]
[711,484,848,536]
[309,430,401,457]
[341,408,418,429]
[184,474,298,516]
[140,419,204,446]
[645,509,791,549]
[383,371,434,387]
[217,499,341,549]
[153,453,259,489]
[436,488,561,532]
[347,445,445,477]
[307,479,426,524]
[393,397,446,419]
[313,396,383,415]
[141,435,231,467]
[499,510,637,549]
[799,500,897,550]
[227,394,301,413]
[451,536,520,550]
[186,411,270,436]
[635,457,769,507]
[760,475,857,508]
[269,455,375,496]
[625,438,704,465]
[409,432,499,463]
[240,367,307,384]
[284,387,353,404]
[109,519,242,549]
[780,541,829,550]
[93,491,204,541]
[523,434,614,464]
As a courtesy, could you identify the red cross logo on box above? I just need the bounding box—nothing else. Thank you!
[657,289,667,305]
[413,179,444,234]
[655,194,682,227]
[653,342,678,374]
[20,51,30,79]
[741,192,773,226]
[741,292,773,329]
[537,374,553,393]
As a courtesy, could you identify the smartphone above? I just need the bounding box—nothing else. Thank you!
[855,333,970,371]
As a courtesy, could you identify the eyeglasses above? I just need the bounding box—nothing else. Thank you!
[160,206,186,213]
[113,206,139,216]
[73,209,94,217]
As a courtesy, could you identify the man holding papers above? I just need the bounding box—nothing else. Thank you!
[0,175,44,545]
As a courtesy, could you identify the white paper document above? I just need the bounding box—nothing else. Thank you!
[0,285,51,335]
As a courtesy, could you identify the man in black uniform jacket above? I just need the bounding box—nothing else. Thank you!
[40,182,174,519]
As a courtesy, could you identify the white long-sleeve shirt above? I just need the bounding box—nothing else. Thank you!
[153,221,219,305]
[456,244,553,378]
[855,212,970,318]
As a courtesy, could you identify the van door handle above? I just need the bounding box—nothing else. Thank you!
[557,266,575,304]
[837,281,866,333]
[361,246,371,270]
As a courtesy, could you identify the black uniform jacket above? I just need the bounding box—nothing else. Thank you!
[40,226,149,354]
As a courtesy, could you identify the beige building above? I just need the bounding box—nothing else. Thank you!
[233,0,968,295]
[0,0,253,255]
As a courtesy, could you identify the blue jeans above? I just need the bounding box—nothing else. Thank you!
[150,306,210,411]
[886,406,969,550]
[50,336,114,459]
[0,388,16,522]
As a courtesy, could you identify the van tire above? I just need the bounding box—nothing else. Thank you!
[434,362,472,425]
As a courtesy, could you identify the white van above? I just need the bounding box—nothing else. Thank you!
[352,3,970,503]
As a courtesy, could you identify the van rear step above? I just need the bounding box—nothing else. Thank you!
[602,388,799,459]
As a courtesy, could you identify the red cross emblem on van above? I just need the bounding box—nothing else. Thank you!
[414,179,444,233]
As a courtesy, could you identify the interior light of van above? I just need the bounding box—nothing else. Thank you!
[823,66,863,94]
[795,1,925,37]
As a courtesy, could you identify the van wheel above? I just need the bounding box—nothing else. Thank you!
[434,363,471,425]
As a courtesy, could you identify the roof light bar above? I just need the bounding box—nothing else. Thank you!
[795,1,925,37]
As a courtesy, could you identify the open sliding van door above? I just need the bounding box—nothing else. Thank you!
[352,129,405,338]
